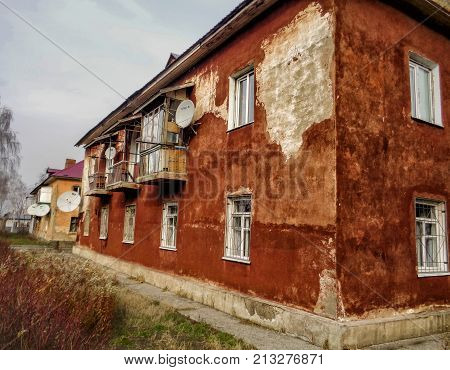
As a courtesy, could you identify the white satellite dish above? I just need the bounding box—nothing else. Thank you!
[105,146,116,160]
[175,100,195,128]
[57,191,81,213]
[27,203,39,216]
[34,204,50,217]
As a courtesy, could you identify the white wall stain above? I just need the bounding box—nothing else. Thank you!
[256,3,334,159]
[314,268,337,318]
[188,69,228,122]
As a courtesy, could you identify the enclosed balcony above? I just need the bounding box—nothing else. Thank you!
[137,146,187,183]
[105,160,140,191]
[86,173,110,196]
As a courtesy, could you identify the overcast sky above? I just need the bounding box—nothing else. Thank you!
[0,0,241,187]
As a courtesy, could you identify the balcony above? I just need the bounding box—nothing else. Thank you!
[85,173,110,196]
[105,161,140,192]
[137,146,187,183]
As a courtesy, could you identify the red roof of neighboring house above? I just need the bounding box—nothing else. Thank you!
[52,160,84,179]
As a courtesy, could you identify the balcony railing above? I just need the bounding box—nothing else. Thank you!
[86,173,109,195]
[105,161,139,190]
[138,146,187,183]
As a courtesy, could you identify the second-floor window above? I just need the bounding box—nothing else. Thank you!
[228,68,255,130]
[409,53,442,126]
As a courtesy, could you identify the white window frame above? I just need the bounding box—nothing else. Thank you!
[227,67,255,130]
[223,195,252,263]
[83,210,90,237]
[123,205,136,244]
[415,198,448,277]
[409,53,442,126]
[99,206,109,240]
[160,202,178,251]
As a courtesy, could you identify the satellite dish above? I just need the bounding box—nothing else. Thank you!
[27,203,39,216]
[57,191,81,213]
[175,100,195,128]
[105,146,116,160]
[34,204,50,217]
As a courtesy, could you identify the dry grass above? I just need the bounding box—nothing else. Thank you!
[109,289,253,350]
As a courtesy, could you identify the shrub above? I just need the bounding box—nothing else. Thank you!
[0,240,115,349]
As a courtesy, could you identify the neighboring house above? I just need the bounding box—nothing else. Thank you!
[74,0,449,348]
[3,214,32,233]
[30,159,83,242]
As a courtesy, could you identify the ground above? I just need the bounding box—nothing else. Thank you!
[0,232,48,246]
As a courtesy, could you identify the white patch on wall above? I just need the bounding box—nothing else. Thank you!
[188,69,228,122]
[256,3,334,159]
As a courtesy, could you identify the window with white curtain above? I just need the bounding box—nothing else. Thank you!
[99,206,109,240]
[123,205,136,243]
[409,53,442,126]
[161,203,178,250]
[224,196,252,262]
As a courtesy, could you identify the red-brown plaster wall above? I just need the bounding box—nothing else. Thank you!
[79,0,338,317]
[335,0,449,318]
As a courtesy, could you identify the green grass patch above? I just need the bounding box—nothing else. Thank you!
[109,289,254,350]
[0,232,48,246]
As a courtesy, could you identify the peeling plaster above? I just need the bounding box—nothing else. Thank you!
[188,69,228,122]
[256,3,334,159]
[314,268,337,318]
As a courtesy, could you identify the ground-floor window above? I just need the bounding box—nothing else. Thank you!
[123,205,136,243]
[161,202,178,250]
[225,196,252,262]
[69,217,78,233]
[415,198,448,275]
[83,210,90,236]
[99,206,109,240]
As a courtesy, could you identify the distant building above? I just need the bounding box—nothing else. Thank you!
[30,159,83,242]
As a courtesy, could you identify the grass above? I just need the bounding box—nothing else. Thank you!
[109,289,254,350]
[0,232,48,246]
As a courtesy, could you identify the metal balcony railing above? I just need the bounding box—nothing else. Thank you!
[138,147,187,181]
[106,161,137,187]
[88,173,107,191]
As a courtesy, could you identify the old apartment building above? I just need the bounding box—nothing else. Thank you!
[74,0,449,348]
[30,159,83,242]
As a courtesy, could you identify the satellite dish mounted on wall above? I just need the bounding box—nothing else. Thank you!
[175,100,195,128]
[34,204,50,217]
[27,203,39,216]
[105,146,116,160]
[57,191,81,213]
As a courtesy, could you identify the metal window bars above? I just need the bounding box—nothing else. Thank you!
[123,205,136,243]
[415,199,448,274]
[225,197,251,261]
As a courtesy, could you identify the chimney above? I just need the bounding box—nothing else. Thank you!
[64,158,76,169]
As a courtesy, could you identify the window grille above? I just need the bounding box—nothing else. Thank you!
[83,210,90,236]
[123,205,136,243]
[69,217,78,233]
[225,196,252,261]
[415,199,448,275]
[161,203,178,250]
[99,206,109,240]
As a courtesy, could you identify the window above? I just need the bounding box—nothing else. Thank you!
[69,217,78,233]
[225,196,252,262]
[228,68,254,130]
[72,186,81,194]
[142,104,165,150]
[415,199,448,275]
[37,186,52,204]
[83,210,90,236]
[123,205,136,243]
[161,203,178,250]
[409,53,442,126]
[99,206,109,240]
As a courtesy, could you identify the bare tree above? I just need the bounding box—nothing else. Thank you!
[0,99,21,215]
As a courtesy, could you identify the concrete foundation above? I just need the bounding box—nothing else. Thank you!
[74,245,449,349]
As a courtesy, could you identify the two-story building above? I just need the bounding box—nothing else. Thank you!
[74,0,449,348]
[30,159,83,242]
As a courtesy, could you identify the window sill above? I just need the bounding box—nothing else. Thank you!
[122,240,134,245]
[160,246,177,252]
[99,237,107,240]
[222,256,251,265]
[411,116,444,129]
[418,271,450,278]
[226,121,254,133]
